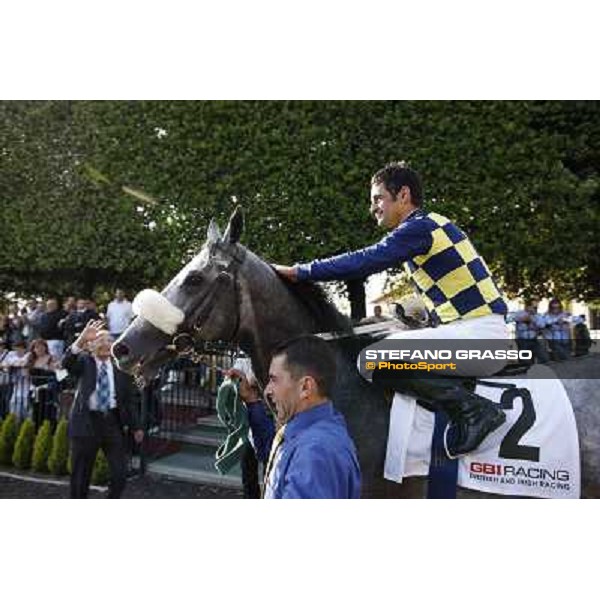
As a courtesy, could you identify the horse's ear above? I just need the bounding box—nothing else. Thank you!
[222,206,244,244]
[207,219,222,244]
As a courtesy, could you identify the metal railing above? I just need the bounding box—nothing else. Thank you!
[145,354,235,427]
[140,351,237,467]
[1,350,236,477]
[0,368,65,426]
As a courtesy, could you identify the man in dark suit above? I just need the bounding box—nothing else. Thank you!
[63,319,144,499]
[61,297,99,346]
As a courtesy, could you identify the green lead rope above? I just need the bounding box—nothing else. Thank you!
[214,377,250,474]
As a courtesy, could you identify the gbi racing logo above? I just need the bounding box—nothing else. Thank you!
[470,462,570,482]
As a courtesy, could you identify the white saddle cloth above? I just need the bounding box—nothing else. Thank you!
[384,365,581,499]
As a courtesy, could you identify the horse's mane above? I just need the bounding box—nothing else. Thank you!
[238,245,352,335]
[273,271,352,335]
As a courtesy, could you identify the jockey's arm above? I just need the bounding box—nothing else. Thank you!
[295,220,432,282]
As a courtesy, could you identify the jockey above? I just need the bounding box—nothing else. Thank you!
[274,161,509,458]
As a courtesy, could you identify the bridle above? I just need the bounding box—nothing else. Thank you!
[128,243,250,389]
[166,242,247,363]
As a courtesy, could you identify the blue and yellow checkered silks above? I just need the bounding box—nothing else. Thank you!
[405,213,507,324]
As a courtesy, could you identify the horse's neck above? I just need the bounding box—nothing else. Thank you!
[236,253,323,385]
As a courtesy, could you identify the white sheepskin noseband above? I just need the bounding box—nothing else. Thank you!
[132,289,185,336]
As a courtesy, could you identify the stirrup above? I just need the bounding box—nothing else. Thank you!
[443,423,462,460]
[442,408,506,460]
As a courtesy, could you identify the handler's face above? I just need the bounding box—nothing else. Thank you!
[265,354,301,424]
[370,183,406,229]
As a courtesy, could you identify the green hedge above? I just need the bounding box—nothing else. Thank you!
[12,419,35,469]
[48,418,69,476]
[91,449,109,485]
[32,420,53,473]
[0,414,18,465]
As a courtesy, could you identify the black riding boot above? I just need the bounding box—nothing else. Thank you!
[373,372,506,458]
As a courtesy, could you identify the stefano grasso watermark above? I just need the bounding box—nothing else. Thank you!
[363,348,531,372]
[356,338,589,380]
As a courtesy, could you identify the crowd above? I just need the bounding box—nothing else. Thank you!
[0,289,133,356]
[508,297,594,364]
[0,290,134,422]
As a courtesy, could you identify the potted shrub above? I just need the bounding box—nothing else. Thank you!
[0,413,18,465]
[91,449,109,485]
[12,418,35,469]
[32,420,53,473]
[48,418,69,476]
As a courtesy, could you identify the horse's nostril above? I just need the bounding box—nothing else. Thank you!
[112,342,131,360]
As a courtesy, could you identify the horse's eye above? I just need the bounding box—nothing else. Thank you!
[183,272,204,287]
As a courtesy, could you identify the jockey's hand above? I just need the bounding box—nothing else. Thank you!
[273,264,298,282]
[226,368,260,404]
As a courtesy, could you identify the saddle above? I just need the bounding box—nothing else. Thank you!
[325,324,533,458]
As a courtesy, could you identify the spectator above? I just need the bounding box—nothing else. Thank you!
[106,289,134,339]
[1,313,25,349]
[21,306,32,342]
[0,339,11,418]
[39,298,68,360]
[86,298,99,314]
[63,296,77,314]
[1,315,12,348]
[11,312,27,344]
[0,339,30,419]
[24,299,45,342]
[374,305,384,319]
[62,298,99,346]
[26,338,59,371]
[0,314,6,343]
[508,297,549,364]
[543,298,572,361]
[8,303,20,320]
[63,319,144,499]
[17,306,29,342]
[26,339,60,427]
[0,339,9,362]
[573,315,594,357]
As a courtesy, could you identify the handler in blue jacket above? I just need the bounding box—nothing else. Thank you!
[231,335,361,499]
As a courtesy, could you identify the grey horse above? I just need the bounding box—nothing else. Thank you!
[112,208,600,498]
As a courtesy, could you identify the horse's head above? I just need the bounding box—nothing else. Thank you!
[112,207,246,383]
